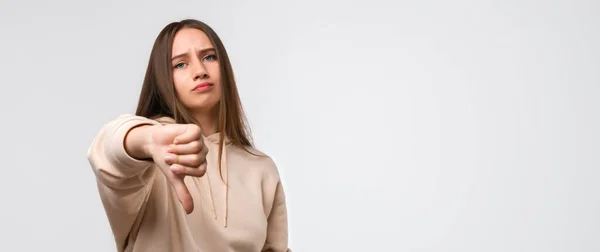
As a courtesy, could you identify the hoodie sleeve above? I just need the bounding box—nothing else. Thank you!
[262,181,292,252]
[86,114,160,249]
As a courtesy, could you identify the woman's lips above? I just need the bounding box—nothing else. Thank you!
[192,82,214,92]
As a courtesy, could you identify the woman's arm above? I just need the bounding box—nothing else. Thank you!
[87,114,159,188]
[87,114,160,250]
[262,181,292,252]
[124,123,155,160]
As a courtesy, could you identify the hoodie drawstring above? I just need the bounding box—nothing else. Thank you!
[203,133,230,228]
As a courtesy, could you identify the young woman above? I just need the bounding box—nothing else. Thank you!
[87,19,290,252]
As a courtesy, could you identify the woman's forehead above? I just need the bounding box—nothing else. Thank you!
[172,28,214,55]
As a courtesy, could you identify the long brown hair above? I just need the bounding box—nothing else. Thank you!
[135,19,256,178]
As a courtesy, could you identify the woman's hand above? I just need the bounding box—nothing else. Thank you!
[147,123,208,214]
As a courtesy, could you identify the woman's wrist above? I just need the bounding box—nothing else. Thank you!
[124,124,156,160]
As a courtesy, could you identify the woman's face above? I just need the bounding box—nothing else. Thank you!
[171,28,221,113]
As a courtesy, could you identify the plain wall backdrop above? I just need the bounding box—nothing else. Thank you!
[0,0,598,251]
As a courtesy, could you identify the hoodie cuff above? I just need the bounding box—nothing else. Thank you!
[106,114,160,169]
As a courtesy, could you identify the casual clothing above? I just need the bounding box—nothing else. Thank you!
[87,114,290,252]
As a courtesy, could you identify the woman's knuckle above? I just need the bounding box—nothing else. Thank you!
[188,155,198,164]
[192,141,201,152]
[198,164,207,175]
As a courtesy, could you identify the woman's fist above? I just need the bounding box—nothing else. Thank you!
[148,123,208,214]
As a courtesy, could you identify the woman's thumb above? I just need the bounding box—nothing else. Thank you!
[169,175,194,214]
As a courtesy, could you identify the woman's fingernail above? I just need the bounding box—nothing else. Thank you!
[164,155,174,162]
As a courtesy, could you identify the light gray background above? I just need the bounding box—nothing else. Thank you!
[0,0,598,251]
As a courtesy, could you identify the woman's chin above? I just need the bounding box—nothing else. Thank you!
[186,101,220,114]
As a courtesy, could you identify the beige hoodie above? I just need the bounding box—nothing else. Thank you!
[87,114,290,252]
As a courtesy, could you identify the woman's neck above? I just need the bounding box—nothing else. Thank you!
[193,108,219,136]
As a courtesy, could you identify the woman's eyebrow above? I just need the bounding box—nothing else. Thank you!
[172,48,216,61]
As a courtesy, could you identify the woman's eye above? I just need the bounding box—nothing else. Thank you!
[204,54,217,61]
[174,62,186,68]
